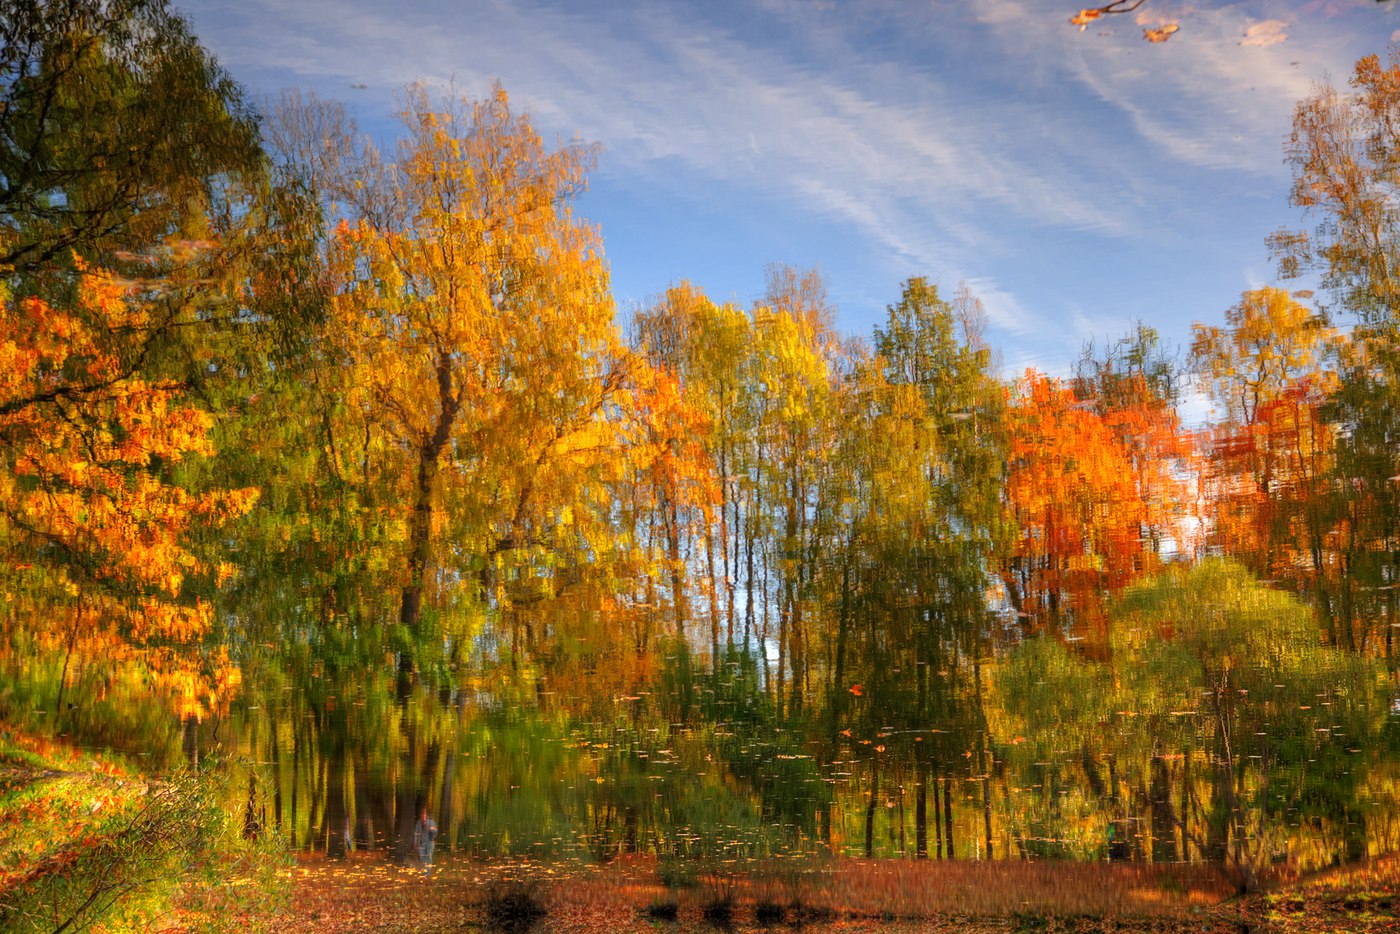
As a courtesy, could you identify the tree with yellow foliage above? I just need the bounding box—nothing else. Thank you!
[1189,287,1342,608]
[287,85,719,860]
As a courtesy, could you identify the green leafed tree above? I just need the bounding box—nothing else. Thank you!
[997,560,1380,889]
[0,0,264,277]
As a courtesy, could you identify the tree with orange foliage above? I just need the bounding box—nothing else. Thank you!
[1073,324,1195,559]
[288,85,716,859]
[1002,370,1154,647]
[0,258,255,720]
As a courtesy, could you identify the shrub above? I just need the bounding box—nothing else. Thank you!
[644,898,679,921]
[754,898,786,925]
[484,880,548,932]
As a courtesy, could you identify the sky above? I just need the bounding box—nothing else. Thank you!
[178,0,1398,379]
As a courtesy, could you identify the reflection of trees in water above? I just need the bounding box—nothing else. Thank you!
[217,559,1387,892]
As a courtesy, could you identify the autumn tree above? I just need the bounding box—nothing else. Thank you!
[0,0,281,732]
[630,285,717,651]
[0,0,263,276]
[1001,370,1148,646]
[632,268,837,714]
[1004,322,1195,650]
[267,85,718,858]
[826,278,1005,858]
[0,255,256,721]
[1275,48,1400,661]
[751,269,837,718]
[307,86,632,681]
[1073,324,1193,559]
[1189,287,1345,634]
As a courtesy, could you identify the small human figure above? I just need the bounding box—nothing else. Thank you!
[413,806,438,877]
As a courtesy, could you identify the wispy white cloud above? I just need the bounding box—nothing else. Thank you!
[970,0,1363,176]
[1240,20,1290,48]
[189,0,1133,261]
[181,0,1393,369]
[961,277,1047,338]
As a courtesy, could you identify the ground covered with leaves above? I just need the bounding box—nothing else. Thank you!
[278,850,1400,933]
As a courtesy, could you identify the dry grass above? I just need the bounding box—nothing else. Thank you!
[815,858,1232,918]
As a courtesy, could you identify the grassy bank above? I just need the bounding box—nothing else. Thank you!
[0,728,285,933]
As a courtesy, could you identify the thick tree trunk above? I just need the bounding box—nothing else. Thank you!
[438,695,462,852]
[181,714,199,766]
[1342,805,1368,863]
[397,353,460,697]
[369,779,395,852]
[1205,778,1230,865]
[393,736,443,863]
[1150,755,1179,862]
[324,748,348,859]
[353,768,375,850]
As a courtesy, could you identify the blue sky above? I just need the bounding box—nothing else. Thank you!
[179,0,1397,378]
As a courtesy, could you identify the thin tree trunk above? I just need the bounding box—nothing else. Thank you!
[865,762,880,858]
[324,745,348,859]
[943,776,955,859]
[667,493,686,641]
[438,742,456,853]
[706,523,720,667]
[934,775,944,859]
[719,443,735,646]
[270,711,284,833]
[975,657,993,860]
[897,775,906,855]
[744,477,756,653]
[916,758,929,859]
[982,762,994,860]
[290,721,300,849]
